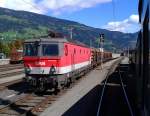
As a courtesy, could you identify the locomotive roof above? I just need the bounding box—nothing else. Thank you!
[24,36,89,48]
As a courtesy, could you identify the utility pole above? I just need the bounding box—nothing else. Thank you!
[70,27,73,39]
[90,39,92,48]
[128,46,130,58]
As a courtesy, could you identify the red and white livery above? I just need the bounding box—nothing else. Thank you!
[23,36,91,91]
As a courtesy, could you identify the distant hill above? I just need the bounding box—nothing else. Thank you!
[0,7,138,52]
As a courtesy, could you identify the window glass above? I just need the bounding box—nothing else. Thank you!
[65,45,68,56]
[74,49,76,54]
[24,44,38,56]
[42,44,58,56]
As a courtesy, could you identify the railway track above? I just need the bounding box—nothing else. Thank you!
[0,79,23,91]
[96,57,133,116]
[0,58,122,116]
[0,64,23,72]
[0,68,24,91]
[0,64,23,68]
[0,77,79,116]
[0,70,24,78]
[2,63,91,116]
[0,65,88,115]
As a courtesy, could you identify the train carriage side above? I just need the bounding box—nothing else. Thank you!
[136,0,150,115]
[60,42,91,77]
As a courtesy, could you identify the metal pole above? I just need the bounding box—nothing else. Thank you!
[90,39,92,48]
[102,41,103,69]
[70,27,73,39]
[100,37,103,69]
[128,46,129,58]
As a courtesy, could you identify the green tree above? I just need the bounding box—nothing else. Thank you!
[13,40,23,49]
[2,43,10,57]
[0,41,3,52]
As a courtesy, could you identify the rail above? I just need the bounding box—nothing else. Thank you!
[118,65,134,116]
[96,57,123,116]
[96,57,134,116]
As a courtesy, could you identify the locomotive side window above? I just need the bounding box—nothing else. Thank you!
[74,48,76,54]
[64,45,68,56]
[42,44,58,56]
[24,44,38,56]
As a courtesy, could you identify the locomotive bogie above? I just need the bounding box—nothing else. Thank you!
[25,64,91,91]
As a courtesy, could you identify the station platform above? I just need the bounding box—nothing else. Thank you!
[40,58,122,116]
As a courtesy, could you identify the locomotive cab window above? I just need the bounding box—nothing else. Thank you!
[42,44,59,56]
[24,43,38,56]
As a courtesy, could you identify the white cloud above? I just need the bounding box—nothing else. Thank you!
[103,14,140,33]
[41,0,112,15]
[0,0,112,15]
[0,0,5,7]
[129,14,139,23]
[0,0,46,14]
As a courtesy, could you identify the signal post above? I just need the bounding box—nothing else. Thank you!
[99,34,104,69]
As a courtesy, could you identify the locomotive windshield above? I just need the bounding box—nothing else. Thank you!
[24,43,38,56]
[42,44,59,56]
[24,42,59,56]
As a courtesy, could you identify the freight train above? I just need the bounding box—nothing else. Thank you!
[23,32,112,92]
[10,48,23,64]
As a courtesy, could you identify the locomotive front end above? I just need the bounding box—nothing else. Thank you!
[23,39,62,91]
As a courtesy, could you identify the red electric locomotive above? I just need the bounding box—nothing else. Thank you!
[23,34,91,91]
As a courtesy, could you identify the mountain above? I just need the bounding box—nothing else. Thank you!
[0,7,138,52]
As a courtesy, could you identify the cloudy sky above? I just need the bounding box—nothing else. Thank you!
[0,0,140,33]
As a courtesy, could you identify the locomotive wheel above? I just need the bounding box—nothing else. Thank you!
[54,87,60,95]
[65,78,71,88]
[38,78,46,92]
[54,81,60,95]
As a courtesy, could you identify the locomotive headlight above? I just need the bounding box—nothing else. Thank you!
[25,67,31,74]
[50,65,56,74]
